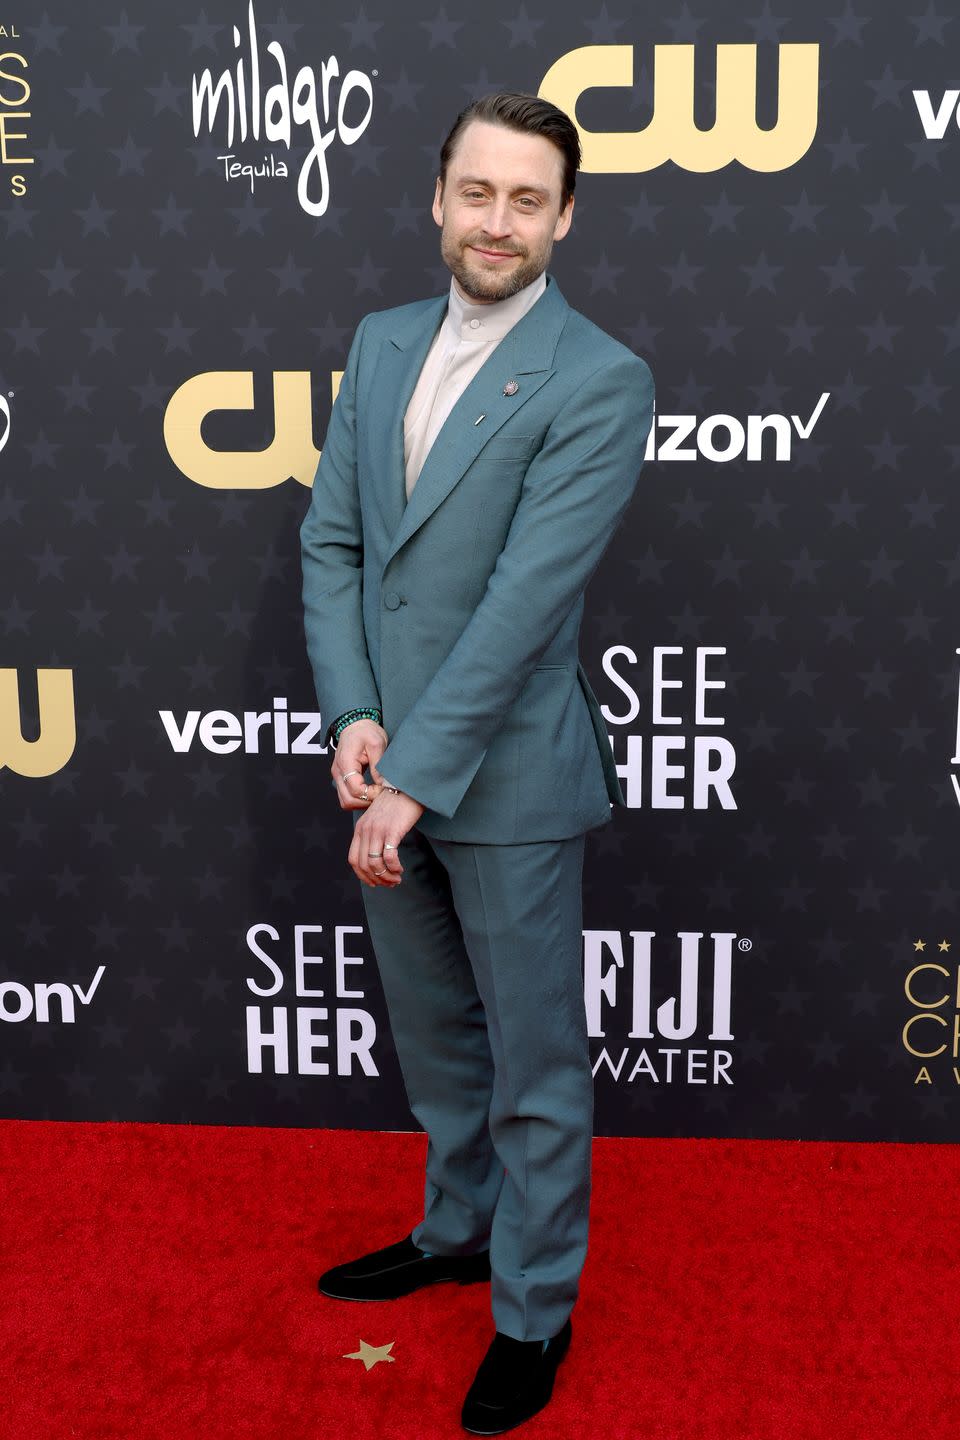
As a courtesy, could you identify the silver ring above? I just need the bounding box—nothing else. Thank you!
[340,769,361,782]
[374,870,387,877]
[383,844,397,851]
[367,852,383,858]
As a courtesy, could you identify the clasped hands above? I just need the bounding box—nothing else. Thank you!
[331,717,424,889]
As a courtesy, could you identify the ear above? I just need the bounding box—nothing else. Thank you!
[432,176,444,229]
[553,193,574,242]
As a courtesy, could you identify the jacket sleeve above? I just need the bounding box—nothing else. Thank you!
[299,313,382,731]
[377,351,654,817]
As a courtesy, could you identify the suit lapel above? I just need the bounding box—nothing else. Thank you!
[382,276,569,567]
[369,295,447,541]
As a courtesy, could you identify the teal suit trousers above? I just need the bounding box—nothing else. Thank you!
[357,813,591,1341]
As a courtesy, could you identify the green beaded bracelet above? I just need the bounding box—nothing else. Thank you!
[329,706,382,747]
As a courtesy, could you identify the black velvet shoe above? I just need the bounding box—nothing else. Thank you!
[461,1317,573,1435]
[317,1233,491,1301]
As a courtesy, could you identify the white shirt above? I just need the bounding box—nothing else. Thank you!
[402,271,547,501]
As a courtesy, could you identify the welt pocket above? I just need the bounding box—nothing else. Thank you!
[534,664,569,672]
[474,433,540,464]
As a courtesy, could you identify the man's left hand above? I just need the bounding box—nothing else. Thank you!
[349,786,425,888]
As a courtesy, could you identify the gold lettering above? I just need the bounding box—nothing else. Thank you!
[903,1012,947,1059]
[0,50,30,106]
[0,669,76,777]
[539,43,819,174]
[0,111,32,164]
[904,962,949,1009]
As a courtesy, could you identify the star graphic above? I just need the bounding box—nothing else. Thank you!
[913,939,926,951]
[938,940,951,952]
[908,4,953,44]
[344,1339,396,1371]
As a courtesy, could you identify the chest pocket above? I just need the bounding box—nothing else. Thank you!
[473,432,541,466]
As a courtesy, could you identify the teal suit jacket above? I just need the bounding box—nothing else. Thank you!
[300,275,654,843]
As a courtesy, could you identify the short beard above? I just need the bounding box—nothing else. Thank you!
[441,227,551,303]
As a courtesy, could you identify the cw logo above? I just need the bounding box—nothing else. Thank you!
[164,371,342,490]
[539,43,819,173]
[0,668,76,777]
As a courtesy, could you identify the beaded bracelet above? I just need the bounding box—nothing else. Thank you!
[328,705,382,748]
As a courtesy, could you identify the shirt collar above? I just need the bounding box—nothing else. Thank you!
[445,270,548,343]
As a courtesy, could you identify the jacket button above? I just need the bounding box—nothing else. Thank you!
[383,591,402,610]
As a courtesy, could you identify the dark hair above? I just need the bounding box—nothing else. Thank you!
[438,92,581,209]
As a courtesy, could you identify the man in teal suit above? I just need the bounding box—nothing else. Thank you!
[300,93,654,1435]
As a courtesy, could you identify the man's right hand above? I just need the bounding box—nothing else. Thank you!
[331,718,389,810]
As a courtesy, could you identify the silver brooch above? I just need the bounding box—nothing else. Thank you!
[502,379,519,397]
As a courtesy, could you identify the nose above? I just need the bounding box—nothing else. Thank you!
[483,197,513,240]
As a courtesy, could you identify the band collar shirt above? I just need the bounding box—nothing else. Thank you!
[402,270,547,501]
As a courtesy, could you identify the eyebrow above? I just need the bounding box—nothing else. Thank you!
[457,176,552,199]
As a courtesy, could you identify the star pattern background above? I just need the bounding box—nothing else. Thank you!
[2,0,958,1141]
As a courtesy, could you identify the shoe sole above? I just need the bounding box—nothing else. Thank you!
[318,1267,491,1301]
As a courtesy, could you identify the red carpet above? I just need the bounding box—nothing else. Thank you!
[0,1120,953,1439]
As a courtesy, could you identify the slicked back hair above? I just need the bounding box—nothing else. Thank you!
[438,92,581,210]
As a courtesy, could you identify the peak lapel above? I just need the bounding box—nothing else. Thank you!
[369,296,447,539]
[384,277,569,567]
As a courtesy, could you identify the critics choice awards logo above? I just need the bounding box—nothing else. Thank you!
[0,23,32,200]
[903,940,960,1088]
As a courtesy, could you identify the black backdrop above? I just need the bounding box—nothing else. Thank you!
[3,1,958,1140]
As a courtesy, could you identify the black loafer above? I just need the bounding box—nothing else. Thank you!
[461,1317,572,1434]
[318,1233,491,1301]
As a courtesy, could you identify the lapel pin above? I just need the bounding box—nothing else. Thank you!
[474,413,486,425]
[502,379,519,397]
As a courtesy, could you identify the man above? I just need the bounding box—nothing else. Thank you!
[300,92,654,1435]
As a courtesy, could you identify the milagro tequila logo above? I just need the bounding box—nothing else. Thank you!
[585,929,747,1085]
[191,0,375,216]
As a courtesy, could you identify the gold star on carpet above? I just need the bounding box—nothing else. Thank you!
[939,940,951,952]
[344,1339,396,1371]
[914,939,926,951]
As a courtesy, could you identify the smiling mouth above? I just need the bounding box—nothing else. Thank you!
[469,245,521,261]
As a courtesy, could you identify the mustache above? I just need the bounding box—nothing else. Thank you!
[463,236,526,256]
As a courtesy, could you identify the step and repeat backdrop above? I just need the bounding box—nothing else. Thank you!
[2,1,958,1141]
